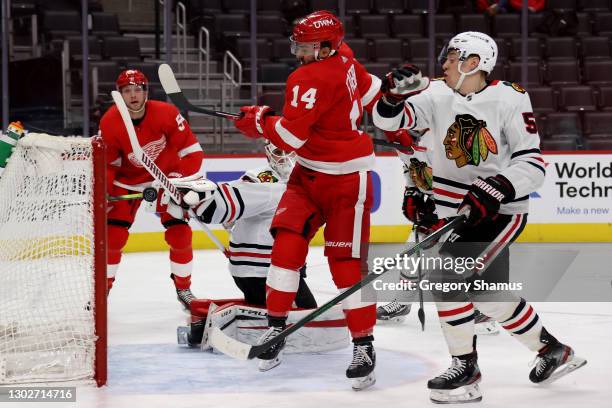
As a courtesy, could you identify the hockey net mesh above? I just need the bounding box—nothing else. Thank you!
[0,133,99,384]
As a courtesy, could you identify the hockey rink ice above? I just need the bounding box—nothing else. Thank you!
[56,245,611,408]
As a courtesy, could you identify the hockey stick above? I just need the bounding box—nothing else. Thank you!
[414,226,425,331]
[209,215,466,360]
[107,193,143,202]
[110,91,230,258]
[158,64,411,152]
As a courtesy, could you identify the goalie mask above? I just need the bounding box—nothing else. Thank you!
[265,142,296,181]
[290,10,344,62]
[438,32,497,91]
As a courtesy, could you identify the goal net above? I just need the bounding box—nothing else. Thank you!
[0,133,106,386]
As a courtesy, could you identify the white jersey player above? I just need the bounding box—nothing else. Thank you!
[373,31,586,403]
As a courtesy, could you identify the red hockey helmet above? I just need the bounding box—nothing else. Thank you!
[291,10,344,53]
[116,69,149,91]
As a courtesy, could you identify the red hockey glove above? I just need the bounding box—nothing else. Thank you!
[380,64,430,105]
[384,129,414,155]
[234,105,272,139]
[458,175,515,226]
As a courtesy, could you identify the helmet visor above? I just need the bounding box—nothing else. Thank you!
[289,36,319,56]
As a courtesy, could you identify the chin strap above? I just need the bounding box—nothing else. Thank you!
[127,99,147,114]
[454,61,481,91]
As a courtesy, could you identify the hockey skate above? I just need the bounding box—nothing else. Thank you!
[175,288,196,310]
[257,318,286,372]
[346,335,376,391]
[529,328,587,384]
[376,301,411,324]
[474,310,499,335]
[428,350,482,404]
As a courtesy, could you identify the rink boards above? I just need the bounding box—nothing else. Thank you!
[124,152,612,252]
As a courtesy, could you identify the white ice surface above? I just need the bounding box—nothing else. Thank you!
[10,246,612,408]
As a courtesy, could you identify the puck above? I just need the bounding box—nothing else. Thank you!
[142,187,158,202]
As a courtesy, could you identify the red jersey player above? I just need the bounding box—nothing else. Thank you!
[232,10,382,390]
[99,69,205,309]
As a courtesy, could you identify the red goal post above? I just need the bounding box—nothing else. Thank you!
[0,133,107,386]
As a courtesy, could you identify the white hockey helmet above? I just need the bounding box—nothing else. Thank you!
[439,32,497,90]
[264,141,296,181]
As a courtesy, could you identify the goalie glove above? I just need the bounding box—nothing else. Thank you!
[458,175,515,226]
[380,64,430,106]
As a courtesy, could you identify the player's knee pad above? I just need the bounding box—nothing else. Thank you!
[164,222,192,251]
[270,228,309,271]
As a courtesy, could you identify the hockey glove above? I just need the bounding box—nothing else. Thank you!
[458,175,515,226]
[234,105,272,139]
[403,187,438,225]
[384,129,414,155]
[380,64,430,106]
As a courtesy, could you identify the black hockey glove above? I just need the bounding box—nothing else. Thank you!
[458,175,515,226]
[402,187,437,227]
[380,64,430,106]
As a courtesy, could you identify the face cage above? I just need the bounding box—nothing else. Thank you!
[265,144,297,180]
[289,36,321,56]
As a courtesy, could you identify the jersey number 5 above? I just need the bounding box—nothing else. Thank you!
[522,112,538,134]
[290,86,317,109]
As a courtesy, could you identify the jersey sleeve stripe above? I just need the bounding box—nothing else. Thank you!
[433,187,465,199]
[510,148,541,159]
[220,183,237,222]
[178,143,203,158]
[433,176,472,190]
[526,161,546,174]
[275,118,306,149]
[215,186,229,223]
[233,186,245,220]
[361,74,381,107]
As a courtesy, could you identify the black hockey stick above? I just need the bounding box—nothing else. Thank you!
[209,215,466,360]
[414,226,426,331]
[158,64,412,152]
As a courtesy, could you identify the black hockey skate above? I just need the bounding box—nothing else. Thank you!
[376,301,411,324]
[474,309,499,335]
[428,349,482,404]
[257,317,286,372]
[529,328,587,384]
[171,274,195,310]
[346,335,376,391]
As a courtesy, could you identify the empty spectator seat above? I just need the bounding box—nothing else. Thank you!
[346,38,370,61]
[510,38,543,61]
[583,60,612,85]
[508,61,542,86]
[545,112,582,139]
[546,60,580,85]
[256,14,287,38]
[258,63,292,83]
[392,15,424,38]
[408,38,430,60]
[493,14,521,38]
[457,14,491,35]
[376,0,406,14]
[360,15,390,39]
[529,87,557,114]
[363,62,392,78]
[581,37,611,59]
[259,91,286,112]
[582,139,612,150]
[598,85,612,110]
[102,36,141,62]
[433,14,456,39]
[42,10,80,38]
[214,14,249,40]
[545,37,578,60]
[91,12,120,36]
[235,38,271,62]
[223,0,250,13]
[558,85,597,111]
[346,0,372,14]
[67,36,102,61]
[372,38,403,62]
[310,0,339,14]
[541,139,578,150]
[593,12,612,36]
[578,0,611,12]
[583,112,612,138]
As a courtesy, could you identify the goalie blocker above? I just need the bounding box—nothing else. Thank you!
[177,299,349,354]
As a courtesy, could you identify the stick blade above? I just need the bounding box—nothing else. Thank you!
[209,327,252,361]
[158,63,181,94]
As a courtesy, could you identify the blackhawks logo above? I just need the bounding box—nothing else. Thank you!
[257,170,278,183]
[443,114,498,168]
[408,158,433,191]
